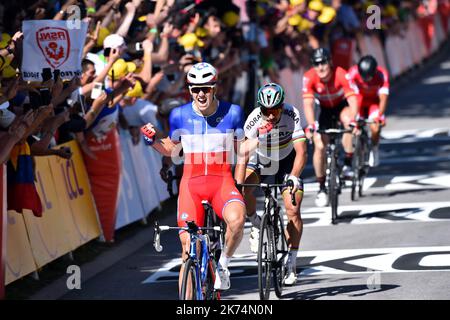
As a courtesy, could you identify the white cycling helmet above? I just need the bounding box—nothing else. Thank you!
[187,62,218,86]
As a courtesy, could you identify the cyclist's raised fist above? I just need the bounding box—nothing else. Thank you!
[141,123,156,145]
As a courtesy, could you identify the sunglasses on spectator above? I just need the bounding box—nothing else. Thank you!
[312,60,329,67]
[190,86,214,94]
[261,106,283,117]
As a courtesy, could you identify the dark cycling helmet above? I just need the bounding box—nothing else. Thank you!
[257,83,285,109]
[310,47,331,65]
[358,55,378,81]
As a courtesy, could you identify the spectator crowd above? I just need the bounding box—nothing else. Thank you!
[0,0,446,218]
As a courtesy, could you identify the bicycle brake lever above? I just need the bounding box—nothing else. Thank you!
[153,222,163,252]
[291,192,297,206]
[286,180,297,206]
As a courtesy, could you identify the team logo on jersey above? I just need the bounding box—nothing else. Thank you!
[180,213,189,220]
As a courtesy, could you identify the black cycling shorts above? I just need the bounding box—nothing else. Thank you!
[247,150,304,193]
[318,99,349,129]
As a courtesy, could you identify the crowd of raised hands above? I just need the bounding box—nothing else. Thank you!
[0,0,435,166]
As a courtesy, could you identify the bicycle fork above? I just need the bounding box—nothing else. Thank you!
[188,238,204,300]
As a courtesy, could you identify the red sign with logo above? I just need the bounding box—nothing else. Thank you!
[36,27,71,68]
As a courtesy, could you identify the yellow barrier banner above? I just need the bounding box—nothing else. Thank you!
[5,211,37,285]
[49,141,101,248]
[22,157,73,268]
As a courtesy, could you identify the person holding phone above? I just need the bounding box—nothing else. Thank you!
[85,33,127,78]
[80,48,121,97]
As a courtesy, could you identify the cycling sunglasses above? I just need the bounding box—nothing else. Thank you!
[190,86,214,94]
[261,106,283,117]
[312,60,330,67]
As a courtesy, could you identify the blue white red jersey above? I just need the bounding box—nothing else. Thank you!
[169,100,244,178]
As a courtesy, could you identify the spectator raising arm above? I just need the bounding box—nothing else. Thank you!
[0,110,34,164]
[116,1,139,38]
[30,110,71,158]
[151,23,172,65]
[81,48,121,96]
[84,74,135,128]
[53,0,79,20]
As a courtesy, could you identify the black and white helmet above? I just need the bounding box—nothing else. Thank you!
[186,62,218,86]
[257,83,285,109]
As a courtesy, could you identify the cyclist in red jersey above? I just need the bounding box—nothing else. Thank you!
[348,55,389,167]
[303,48,359,207]
[141,63,246,293]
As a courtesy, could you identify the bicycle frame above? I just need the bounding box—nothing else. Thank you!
[318,128,352,224]
[237,182,294,299]
[351,119,374,200]
[153,221,222,300]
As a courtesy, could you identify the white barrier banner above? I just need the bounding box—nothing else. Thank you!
[116,130,147,229]
[21,20,88,81]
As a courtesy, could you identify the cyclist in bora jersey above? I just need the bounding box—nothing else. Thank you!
[235,83,308,285]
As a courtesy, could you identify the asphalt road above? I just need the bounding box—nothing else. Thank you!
[55,51,450,301]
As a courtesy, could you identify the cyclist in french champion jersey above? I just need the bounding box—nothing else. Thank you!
[348,55,390,167]
[141,62,246,292]
[303,48,359,207]
[235,83,308,286]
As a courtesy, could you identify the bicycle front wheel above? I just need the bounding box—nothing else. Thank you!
[329,155,339,224]
[258,213,274,300]
[273,210,288,298]
[351,137,361,201]
[180,258,197,300]
[359,136,369,197]
[204,259,220,300]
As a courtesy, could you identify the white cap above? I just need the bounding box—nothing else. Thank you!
[103,34,126,49]
[0,101,9,110]
[0,106,16,129]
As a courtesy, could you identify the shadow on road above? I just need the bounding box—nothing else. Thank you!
[364,187,448,199]
[282,283,399,300]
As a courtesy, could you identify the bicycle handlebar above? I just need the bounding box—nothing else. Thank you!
[236,183,286,188]
[236,182,297,206]
[153,220,222,252]
[317,128,353,135]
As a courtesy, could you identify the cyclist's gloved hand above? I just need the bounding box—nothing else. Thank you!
[374,114,386,126]
[160,166,170,182]
[257,122,273,141]
[141,123,156,145]
[349,119,359,129]
[284,174,303,194]
[349,119,361,135]
[305,122,318,139]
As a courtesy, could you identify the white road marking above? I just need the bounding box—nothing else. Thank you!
[245,201,450,227]
[142,246,450,284]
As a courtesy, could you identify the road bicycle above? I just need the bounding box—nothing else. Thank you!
[351,119,374,201]
[317,128,352,224]
[237,181,296,300]
[153,203,224,300]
